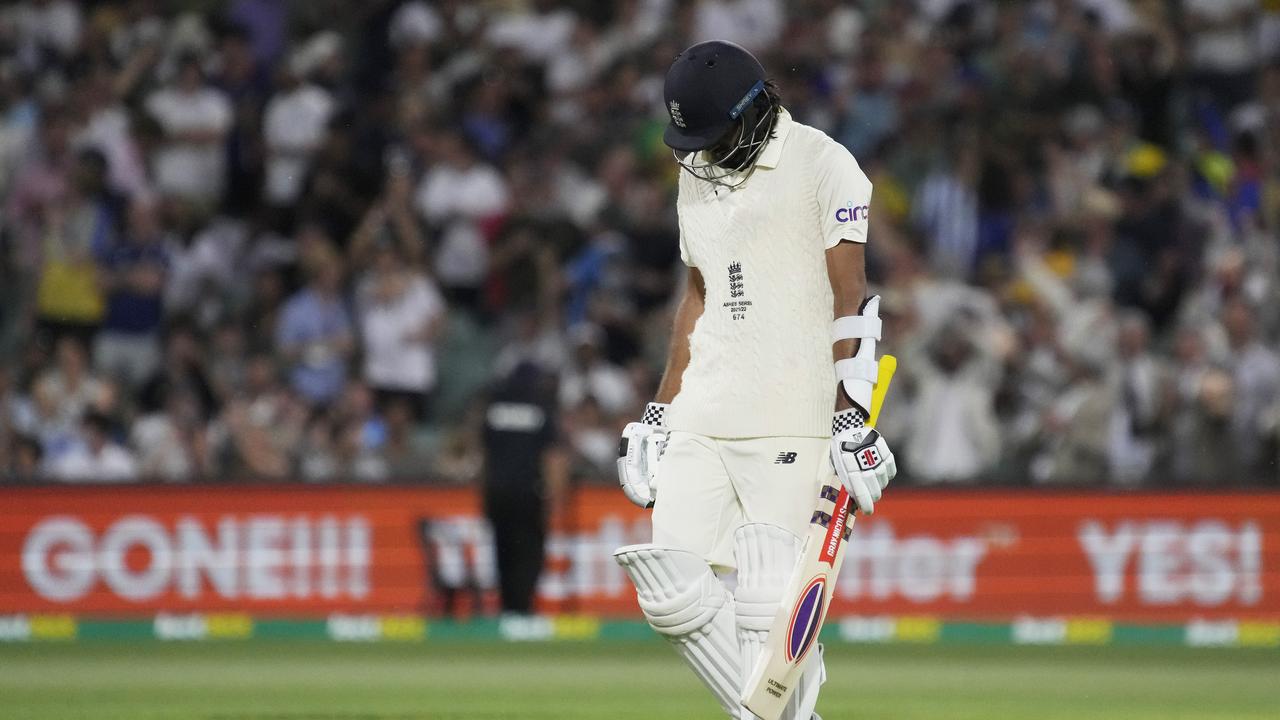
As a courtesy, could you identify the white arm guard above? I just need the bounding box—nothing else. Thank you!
[830,295,896,513]
[832,295,881,413]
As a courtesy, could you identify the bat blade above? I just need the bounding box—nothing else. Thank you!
[741,356,896,719]
[740,491,852,718]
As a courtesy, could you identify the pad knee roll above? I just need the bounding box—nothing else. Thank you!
[614,543,732,637]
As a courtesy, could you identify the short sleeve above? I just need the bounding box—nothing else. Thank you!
[678,228,693,267]
[816,142,873,249]
[676,175,695,267]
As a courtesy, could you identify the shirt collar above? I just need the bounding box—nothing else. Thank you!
[753,108,792,169]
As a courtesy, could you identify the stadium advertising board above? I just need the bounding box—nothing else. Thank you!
[1,486,1277,622]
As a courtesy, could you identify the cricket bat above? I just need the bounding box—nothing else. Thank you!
[741,355,897,719]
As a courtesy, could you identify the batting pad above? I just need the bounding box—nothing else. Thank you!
[733,524,803,631]
[733,524,825,720]
[615,544,742,716]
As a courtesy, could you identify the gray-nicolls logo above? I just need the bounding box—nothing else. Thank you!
[669,100,687,128]
[728,261,744,298]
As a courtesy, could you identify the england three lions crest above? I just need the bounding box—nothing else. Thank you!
[668,100,687,128]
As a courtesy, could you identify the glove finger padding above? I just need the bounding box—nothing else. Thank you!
[617,456,652,508]
[644,436,665,494]
[881,452,897,490]
[830,442,872,515]
[618,422,664,508]
[851,472,876,515]
[832,427,891,514]
[617,403,669,509]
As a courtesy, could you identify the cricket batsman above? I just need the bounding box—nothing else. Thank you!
[613,41,897,720]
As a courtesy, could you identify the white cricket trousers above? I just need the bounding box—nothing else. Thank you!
[651,431,831,571]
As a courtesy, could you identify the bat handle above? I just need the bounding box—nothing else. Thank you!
[866,355,896,428]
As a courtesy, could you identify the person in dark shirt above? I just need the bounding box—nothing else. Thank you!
[94,194,169,388]
[480,362,567,615]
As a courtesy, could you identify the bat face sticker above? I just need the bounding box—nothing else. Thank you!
[785,575,826,663]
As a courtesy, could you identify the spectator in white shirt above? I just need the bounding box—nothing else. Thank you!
[262,59,335,208]
[1109,311,1171,485]
[415,129,509,309]
[389,1,443,50]
[47,411,137,482]
[900,309,1004,483]
[1224,300,1280,474]
[557,323,635,418]
[131,390,201,481]
[34,336,103,433]
[692,0,784,52]
[10,0,82,62]
[355,242,446,419]
[1185,0,1262,109]
[144,53,232,205]
[74,67,148,196]
[485,0,576,63]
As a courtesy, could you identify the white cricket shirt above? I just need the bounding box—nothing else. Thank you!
[667,109,872,438]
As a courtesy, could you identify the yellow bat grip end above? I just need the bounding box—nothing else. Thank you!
[867,355,896,428]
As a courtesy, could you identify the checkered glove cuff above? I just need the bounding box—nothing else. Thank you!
[832,408,866,435]
[641,402,669,427]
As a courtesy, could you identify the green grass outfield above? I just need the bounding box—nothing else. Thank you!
[3,641,1277,720]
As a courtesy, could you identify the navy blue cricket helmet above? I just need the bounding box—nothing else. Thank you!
[663,40,768,153]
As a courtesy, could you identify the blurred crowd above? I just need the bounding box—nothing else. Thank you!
[0,0,1278,487]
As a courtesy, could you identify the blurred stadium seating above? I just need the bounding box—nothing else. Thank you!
[0,0,1276,489]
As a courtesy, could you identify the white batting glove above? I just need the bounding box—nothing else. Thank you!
[830,408,896,514]
[617,403,668,508]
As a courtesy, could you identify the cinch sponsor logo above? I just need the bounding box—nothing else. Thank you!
[834,202,869,223]
[22,514,371,603]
